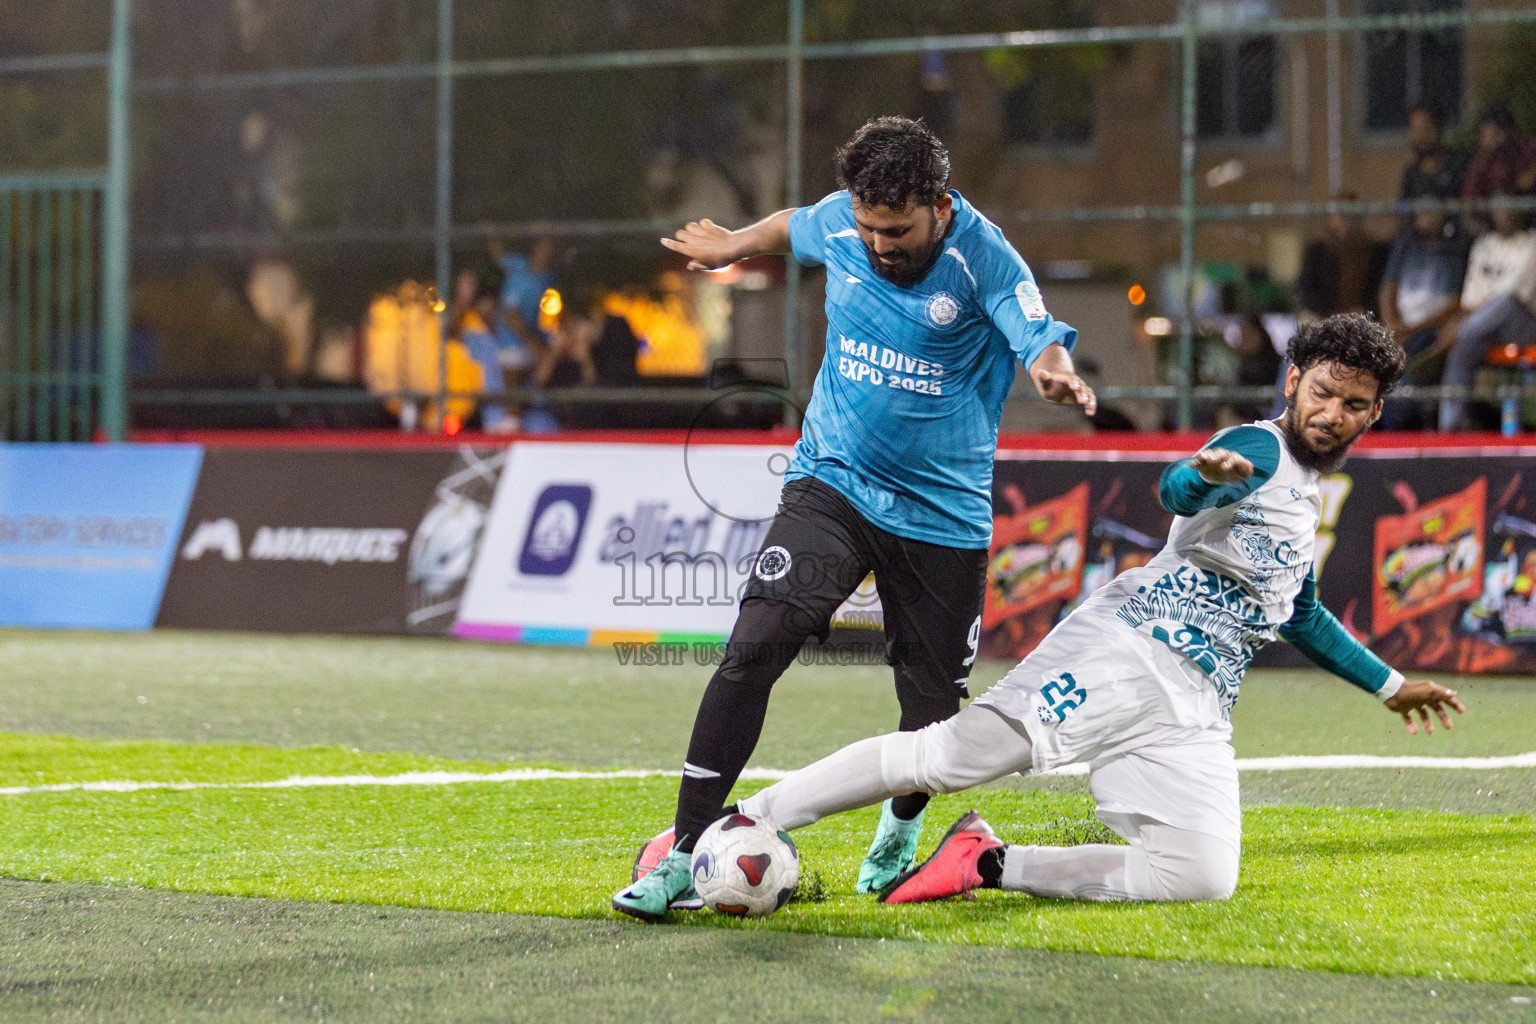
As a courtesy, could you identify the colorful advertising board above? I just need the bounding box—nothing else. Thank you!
[455,442,793,644]
[0,444,202,630]
[158,446,502,634]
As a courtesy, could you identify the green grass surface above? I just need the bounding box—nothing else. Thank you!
[4,629,1534,765]
[1,628,1534,1020]
[8,880,1533,1024]
[0,734,1531,984]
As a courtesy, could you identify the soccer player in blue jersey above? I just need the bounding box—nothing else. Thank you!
[613,116,1096,921]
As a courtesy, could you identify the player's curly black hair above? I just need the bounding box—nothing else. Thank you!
[834,116,951,210]
[1287,313,1406,397]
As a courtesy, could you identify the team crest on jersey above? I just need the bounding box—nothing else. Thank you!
[1015,281,1048,321]
[924,291,961,328]
[754,545,792,582]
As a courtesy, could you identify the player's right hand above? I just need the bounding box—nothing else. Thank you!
[1383,680,1466,736]
[661,218,739,271]
[1191,447,1253,485]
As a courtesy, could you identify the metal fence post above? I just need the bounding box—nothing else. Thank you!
[434,0,454,431]
[782,0,804,427]
[100,0,133,442]
[1177,0,1198,432]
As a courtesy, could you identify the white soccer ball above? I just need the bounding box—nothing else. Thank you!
[690,812,800,918]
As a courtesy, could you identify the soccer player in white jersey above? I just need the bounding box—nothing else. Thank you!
[733,314,1466,904]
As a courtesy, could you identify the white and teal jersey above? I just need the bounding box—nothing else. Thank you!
[1109,420,1322,711]
[784,189,1077,548]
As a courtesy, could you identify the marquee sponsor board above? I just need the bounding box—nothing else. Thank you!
[455,442,796,642]
[158,446,503,634]
[0,444,202,630]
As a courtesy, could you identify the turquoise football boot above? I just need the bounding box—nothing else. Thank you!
[612,848,699,922]
[856,799,926,894]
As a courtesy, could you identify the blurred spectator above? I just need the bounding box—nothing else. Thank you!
[450,270,518,433]
[1294,192,1390,320]
[1400,105,1464,203]
[1434,194,1536,430]
[1378,196,1471,429]
[490,236,558,374]
[1461,102,1536,222]
[534,306,641,390]
[534,315,598,389]
[246,256,314,376]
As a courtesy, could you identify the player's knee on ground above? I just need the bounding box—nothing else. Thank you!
[1136,825,1240,902]
[911,707,1033,795]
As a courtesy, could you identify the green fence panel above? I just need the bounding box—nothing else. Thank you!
[0,178,106,442]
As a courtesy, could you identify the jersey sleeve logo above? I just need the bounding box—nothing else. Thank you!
[925,291,961,328]
[1015,280,1048,322]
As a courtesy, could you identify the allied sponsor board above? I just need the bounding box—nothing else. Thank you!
[158,446,503,634]
[0,444,202,630]
[455,442,795,643]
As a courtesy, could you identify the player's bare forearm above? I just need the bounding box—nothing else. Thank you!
[661,210,797,271]
[1028,344,1097,414]
[1383,679,1466,736]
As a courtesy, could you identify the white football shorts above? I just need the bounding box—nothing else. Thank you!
[971,604,1241,846]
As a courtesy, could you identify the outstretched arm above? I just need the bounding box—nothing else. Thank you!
[660,210,796,271]
[1280,573,1466,735]
[1159,426,1279,515]
[1027,344,1097,414]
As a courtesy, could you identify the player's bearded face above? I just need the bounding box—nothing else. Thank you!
[1281,362,1382,473]
[852,200,951,287]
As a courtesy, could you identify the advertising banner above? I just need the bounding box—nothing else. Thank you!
[0,444,202,630]
[979,449,1536,677]
[455,442,794,644]
[982,457,1169,659]
[1372,478,1485,636]
[158,446,502,634]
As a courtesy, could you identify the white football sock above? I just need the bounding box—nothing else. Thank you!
[998,823,1239,902]
[738,705,1034,830]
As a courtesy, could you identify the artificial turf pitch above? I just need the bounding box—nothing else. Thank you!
[1,629,1533,1021]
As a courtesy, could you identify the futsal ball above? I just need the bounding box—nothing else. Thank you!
[690,812,800,918]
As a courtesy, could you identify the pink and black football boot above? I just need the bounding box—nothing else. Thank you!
[878,810,1001,905]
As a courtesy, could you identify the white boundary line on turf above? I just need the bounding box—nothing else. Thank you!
[1,753,1534,797]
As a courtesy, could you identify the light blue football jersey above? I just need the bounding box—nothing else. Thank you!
[784,189,1077,548]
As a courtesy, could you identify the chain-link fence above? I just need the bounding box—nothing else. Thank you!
[5,1,1536,438]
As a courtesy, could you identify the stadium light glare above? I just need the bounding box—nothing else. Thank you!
[1145,317,1173,336]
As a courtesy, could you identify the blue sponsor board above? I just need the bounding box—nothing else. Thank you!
[0,444,202,629]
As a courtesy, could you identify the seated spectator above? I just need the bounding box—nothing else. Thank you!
[1401,105,1465,204]
[1378,194,1471,429]
[1462,102,1536,226]
[490,236,558,375]
[534,307,640,390]
[1434,194,1536,431]
[1295,192,1390,320]
[534,314,598,389]
[448,269,519,432]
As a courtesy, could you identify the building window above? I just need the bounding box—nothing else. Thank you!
[1194,2,1279,142]
[1002,72,1096,149]
[1360,0,1464,132]
[993,2,1102,152]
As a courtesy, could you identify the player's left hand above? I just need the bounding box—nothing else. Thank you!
[1032,369,1097,415]
[1383,680,1466,735]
